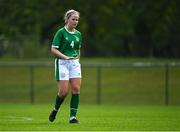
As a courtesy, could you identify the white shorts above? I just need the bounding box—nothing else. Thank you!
[55,59,81,80]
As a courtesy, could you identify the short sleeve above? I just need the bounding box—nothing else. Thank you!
[52,30,62,48]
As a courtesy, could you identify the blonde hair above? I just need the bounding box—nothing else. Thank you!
[64,9,80,24]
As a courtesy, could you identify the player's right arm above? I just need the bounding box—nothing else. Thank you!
[51,47,74,60]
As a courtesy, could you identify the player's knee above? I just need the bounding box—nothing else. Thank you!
[58,90,68,97]
[72,86,80,94]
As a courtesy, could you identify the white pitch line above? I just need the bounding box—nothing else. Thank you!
[3,116,34,121]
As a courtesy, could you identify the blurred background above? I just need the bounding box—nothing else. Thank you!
[0,0,180,105]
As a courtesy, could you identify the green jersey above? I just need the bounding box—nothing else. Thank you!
[52,26,82,58]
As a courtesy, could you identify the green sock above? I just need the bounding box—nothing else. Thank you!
[70,94,79,117]
[54,95,64,111]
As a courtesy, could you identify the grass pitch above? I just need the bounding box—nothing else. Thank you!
[0,104,180,131]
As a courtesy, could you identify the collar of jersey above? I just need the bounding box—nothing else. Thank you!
[64,26,75,34]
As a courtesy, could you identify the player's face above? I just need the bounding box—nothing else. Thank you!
[67,14,79,28]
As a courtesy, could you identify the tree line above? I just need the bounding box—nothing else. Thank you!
[0,0,180,58]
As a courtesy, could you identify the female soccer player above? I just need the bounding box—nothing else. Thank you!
[49,9,82,124]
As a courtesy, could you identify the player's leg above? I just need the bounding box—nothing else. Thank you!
[49,59,69,122]
[49,80,69,122]
[69,78,81,123]
[69,59,81,123]
[56,80,69,110]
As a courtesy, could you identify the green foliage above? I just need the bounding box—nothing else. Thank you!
[0,0,180,58]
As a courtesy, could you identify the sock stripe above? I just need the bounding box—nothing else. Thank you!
[70,116,76,120]
[53,108,58,111]
[71,108,78,111]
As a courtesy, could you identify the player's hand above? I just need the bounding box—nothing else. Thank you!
[66,56,75,60]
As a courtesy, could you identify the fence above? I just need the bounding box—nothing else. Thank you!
[0,62,180,105]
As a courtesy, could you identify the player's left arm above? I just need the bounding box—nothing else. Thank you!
[77,50,80,59]
[77,32,82,59]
